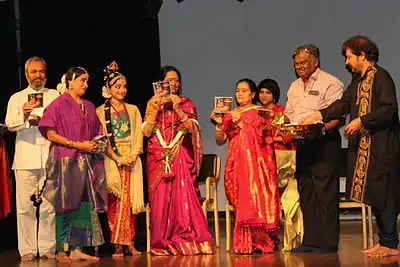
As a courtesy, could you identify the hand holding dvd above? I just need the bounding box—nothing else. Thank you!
[91,135,108,153]
[214,96,233,113]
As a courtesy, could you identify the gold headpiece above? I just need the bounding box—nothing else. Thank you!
[103,61,125,88]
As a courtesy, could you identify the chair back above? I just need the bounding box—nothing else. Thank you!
[198,154,221,183]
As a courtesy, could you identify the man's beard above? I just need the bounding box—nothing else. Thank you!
[30,78,46,90]
[345,64,359,78]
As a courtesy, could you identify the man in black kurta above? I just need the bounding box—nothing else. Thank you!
[301,35,400,257]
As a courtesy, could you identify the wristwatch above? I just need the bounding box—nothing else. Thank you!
[321,125,327,136]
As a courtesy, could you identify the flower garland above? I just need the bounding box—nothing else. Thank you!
[153,126,188,181]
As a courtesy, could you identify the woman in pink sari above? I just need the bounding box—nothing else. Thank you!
[211,78,280,254]
[141,65,214,256]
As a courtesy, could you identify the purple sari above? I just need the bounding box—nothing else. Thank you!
[146,97,214,255]
[38,93,107,249]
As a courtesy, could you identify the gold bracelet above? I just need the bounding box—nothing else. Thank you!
[215,124,223,131]
[66,140,72,148]
[147,120,156,125]
[180,115,189,123]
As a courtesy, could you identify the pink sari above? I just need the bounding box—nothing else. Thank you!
[223,107,280,254]
[146,97,214,255]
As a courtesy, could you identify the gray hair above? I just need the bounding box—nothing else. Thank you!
[24,56,46,73]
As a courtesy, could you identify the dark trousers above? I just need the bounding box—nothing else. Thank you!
[374,188,399,248]
[296,130,341,251]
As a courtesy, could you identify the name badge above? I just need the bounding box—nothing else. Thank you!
[308,90,319,96]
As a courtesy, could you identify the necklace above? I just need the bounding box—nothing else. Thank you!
[110,102,129,133]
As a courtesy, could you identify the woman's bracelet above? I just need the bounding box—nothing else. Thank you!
[66,139,74,148]
[180,115,189,123]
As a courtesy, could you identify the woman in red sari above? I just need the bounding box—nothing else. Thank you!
[211,78,280,254]
[0,130,12,221]
[141,65,214,256]
[257,78,302,251]
[257,79,295,152]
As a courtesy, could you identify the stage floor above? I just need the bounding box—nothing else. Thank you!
[1,220,399,267]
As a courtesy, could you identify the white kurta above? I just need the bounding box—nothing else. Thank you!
[5,86,60,257]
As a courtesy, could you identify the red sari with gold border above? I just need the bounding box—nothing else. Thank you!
[223,107,280,254]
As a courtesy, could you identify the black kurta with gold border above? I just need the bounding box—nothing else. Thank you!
[320,65,400,210]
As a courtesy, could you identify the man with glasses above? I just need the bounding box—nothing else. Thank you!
[285,44,344,253]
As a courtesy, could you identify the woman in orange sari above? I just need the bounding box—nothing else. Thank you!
[211,78,280,254]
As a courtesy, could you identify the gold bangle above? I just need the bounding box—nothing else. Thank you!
[180,115,189,123]
[66,140,72,148]
[215,125,223,132]
[147,120,156,125]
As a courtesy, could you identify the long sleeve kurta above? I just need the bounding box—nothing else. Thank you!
[320,65,400,209]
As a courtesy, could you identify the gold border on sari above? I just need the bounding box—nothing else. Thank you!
[350,66,376,202]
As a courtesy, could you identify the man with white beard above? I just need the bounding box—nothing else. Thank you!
[6,57,60,261]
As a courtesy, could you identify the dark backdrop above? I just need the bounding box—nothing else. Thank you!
[0,0,161,253]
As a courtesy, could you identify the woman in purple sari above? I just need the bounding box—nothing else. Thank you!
[141,65,214,256]
[38,67,128,263]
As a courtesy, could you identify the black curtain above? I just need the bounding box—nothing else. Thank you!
[0,0,161,253]
[19,1,159,112]
[0,0,18,253]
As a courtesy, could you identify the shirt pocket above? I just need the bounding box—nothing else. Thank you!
[303,93,321,110]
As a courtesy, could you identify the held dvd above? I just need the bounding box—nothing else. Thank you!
[257,108,273,119]
[214,96,233,113]
[28,93,44,108]
[152,80,171,97]
[91,135,108,153]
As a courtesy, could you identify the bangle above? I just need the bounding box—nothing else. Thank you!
[147,120,156,125]
[215,125,223,132]
[66,140,72,148]
[180,115,189,123]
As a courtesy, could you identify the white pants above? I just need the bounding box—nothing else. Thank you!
[15,169,55,256]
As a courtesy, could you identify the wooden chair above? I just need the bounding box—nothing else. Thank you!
[145,203,151,253]
[338,147,374,249]
[198,154,222,247]
[225,201,234,252]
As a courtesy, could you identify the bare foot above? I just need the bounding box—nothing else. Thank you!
[127,245,141,256]
[368,246,400,258]
[21,253,35,262]
[56,252,71,263]
[69,249,100,261]
[363,243,380,254]
[112,245,124,259]
[43,251,56,259]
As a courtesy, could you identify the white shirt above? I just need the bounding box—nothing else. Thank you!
[6,87,60,170]
[285,68,344,123]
